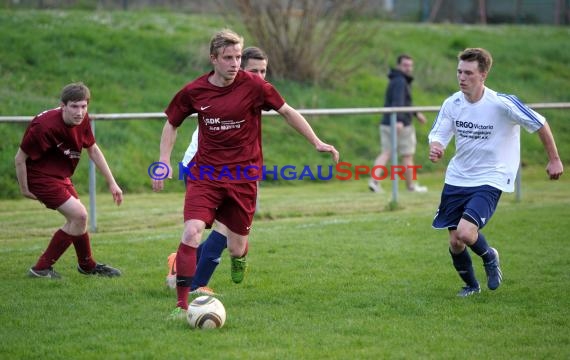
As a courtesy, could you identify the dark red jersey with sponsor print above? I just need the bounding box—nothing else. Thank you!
[20,107,95,179]
[165,70,285,183]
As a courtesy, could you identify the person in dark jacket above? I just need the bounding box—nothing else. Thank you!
[369,54,427,193]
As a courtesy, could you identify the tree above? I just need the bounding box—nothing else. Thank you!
[222,0,369,84]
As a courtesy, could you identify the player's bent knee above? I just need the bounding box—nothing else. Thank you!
[449,237,464,251]
[75,208,88,224]
[454,218,479,245]
[65,207,88,229]
[181,230,202,247]
[181,221,205,247]
[455,228,477,245]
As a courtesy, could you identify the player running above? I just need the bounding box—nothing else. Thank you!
[169,46,270,296]
[153,29,339,319]
[429,48,563,297]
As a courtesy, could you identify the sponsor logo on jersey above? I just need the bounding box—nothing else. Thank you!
[455,120,494,130]
[203,117,220,125]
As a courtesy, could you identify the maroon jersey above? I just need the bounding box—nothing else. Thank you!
[166,70,285,183]
[20,107,95,179]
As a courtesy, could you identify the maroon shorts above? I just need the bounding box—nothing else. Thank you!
[28,177,78,210]
[184,180,257,236]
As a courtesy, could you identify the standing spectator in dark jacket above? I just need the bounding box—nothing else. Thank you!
[369,54,427,193]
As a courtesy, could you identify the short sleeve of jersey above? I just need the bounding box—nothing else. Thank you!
[20,121,52,161]
[428,95,457,148]
[165,86,197,127]
[262,82,285,111]
[82,114,96,148]
[497,93,545,133]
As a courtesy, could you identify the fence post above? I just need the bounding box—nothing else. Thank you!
[389,112,398,208]
[89,119,97,232]
[515,163,522,202]
[256,184,261,213]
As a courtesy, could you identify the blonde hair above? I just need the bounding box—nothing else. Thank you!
[209,29,244,57]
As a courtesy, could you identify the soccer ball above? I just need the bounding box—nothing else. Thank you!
[187,296,226,329]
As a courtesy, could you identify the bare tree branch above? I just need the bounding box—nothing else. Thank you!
[218,0,369,84]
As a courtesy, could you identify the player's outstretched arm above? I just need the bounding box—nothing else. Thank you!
[14,148,38,200]
[86,144,123,205]
[537,122,563,180]
[277,103,339,163]
[153,121,178,192]
[429,141,445,163]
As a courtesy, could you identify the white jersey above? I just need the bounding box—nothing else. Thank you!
[429,87,545,192]
[182,127,199,167]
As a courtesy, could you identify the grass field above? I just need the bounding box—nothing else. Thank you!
[0,168,569,359]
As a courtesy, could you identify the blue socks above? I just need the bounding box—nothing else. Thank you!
[450,233,496,288]
[450,247,479,288]
[191,230,227,290]
[468,232,494,263]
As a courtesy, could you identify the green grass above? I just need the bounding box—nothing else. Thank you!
[1,168,569,359]
[1,10,569,198]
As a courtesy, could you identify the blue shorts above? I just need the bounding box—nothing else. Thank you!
[432,184,502,230]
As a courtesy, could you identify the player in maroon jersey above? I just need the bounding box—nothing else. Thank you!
[152,29,339,319]
[15,82,123,279]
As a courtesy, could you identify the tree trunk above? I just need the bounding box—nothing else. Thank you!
[478,0,487,24]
